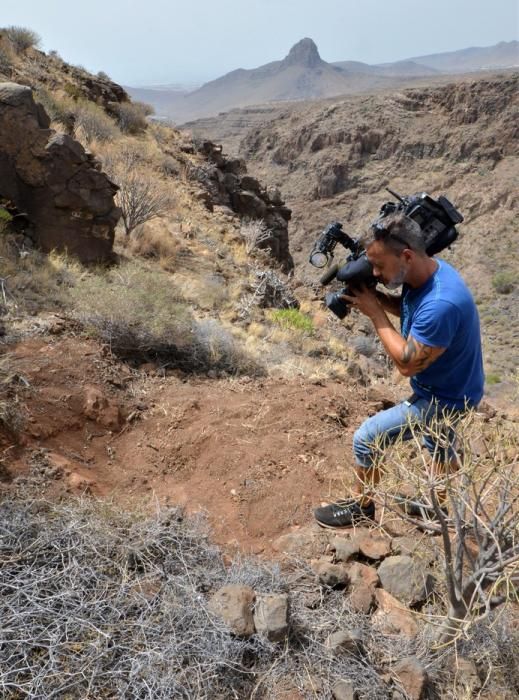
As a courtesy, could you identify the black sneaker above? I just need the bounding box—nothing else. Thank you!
[395,494,448,522]
[314,499,375,529]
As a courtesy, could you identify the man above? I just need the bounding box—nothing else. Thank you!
[314,212,484,528]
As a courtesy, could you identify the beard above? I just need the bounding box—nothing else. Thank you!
[383,264,408,290]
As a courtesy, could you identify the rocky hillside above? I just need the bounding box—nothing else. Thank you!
[189,73,519,383]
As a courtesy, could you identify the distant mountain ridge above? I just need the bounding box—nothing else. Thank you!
[126,38,519,123]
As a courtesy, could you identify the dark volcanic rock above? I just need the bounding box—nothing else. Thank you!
[0,82,120,262]
[196,140,293,270]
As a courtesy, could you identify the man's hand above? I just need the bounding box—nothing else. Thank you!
[343,286,445,377]
[341,285,381,319]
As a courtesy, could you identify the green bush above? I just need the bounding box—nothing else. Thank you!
[486,372,502,385]
[492,271,516,295]
[3,26,40,53]
[269,308,314,333]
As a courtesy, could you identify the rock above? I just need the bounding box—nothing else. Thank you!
[346,562,379,613]
[272,526,329,559]
[372,589,418,637]
[331,678,357,700]
[66,471,95,493]
[312,560,350,588]
[0,83,120,262]
[393,657,428,700]
[355,530,392,560]
[377,555,434,606]
[253,593,289,642]
[330,536,360,562]
[326,629,364,656]
[83,385,122,430]
[208,585,256,637]
[194,139,293,270]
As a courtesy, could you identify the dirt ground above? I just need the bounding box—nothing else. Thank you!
[1,334,402,554]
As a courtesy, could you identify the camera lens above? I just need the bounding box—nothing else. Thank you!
[309,251,328,268]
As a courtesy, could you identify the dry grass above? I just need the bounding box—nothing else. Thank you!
[1,496,517,699]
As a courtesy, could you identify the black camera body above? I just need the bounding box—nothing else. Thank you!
[309,189,464,319]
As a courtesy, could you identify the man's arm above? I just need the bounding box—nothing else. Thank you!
[372,312,445,376]
[343,287,445,376]
[375,290,401,317]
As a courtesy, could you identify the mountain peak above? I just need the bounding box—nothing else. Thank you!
[281,38,323,69]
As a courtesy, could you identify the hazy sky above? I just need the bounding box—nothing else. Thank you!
[2,0,518,86]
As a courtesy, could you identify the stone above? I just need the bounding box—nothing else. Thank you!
[272,526,329,559]
[312,560,350,588]
[346,562,379,613]
[355,530,392,560]
[208,585,256,637]
[377,555,434,606]
[331,678,357,700]
[253,593,289,642]
[326,629,364,656]
[372,589,418,637]
[0,82,120,262]
[83,385,122,430]
[393,657,428,700]
[330,536,360,562]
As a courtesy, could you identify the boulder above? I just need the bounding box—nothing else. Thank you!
[377,555,434,606]
[208,584,256,637]
[253,593,289,642]
[0,83,120,262]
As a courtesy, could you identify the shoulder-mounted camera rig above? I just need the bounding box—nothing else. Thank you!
[309,188,464,318]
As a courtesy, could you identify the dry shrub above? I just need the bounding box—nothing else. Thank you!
[0,235,81,314]
[2,25,40,53]
[70,261,261,375]
[102,145,172,235]
[73,100,119,145]
[240,218,272,255]
[368,409,519,646]
[34,89,77,131]
[128,224,180,270]
[0,48,12,76]
[2,497,515,698]
[0,355,26,435]
[112,101,153,135]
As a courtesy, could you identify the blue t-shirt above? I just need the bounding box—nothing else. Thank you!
[400,259,484,409]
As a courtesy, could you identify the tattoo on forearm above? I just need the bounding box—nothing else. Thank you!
[402,337,434,370]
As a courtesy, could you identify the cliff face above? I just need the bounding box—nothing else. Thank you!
[0,83,120,262]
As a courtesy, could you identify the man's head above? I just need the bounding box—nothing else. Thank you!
[362,213,427,289]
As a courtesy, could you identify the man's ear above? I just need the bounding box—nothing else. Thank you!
[402,249,414,264]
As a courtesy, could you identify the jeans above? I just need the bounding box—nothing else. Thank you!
[353,396,463,469]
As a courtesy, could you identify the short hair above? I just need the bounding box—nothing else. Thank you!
[362,212,426,255]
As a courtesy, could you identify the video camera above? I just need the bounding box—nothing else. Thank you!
[309,188,464,318]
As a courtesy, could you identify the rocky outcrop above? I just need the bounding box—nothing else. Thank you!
[195,140,293,271]
[0,82,120,262]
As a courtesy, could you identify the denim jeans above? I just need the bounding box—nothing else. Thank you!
[353,396,463,469]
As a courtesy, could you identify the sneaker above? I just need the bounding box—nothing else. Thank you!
[395,494,448,522]
[314,498,375,529]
